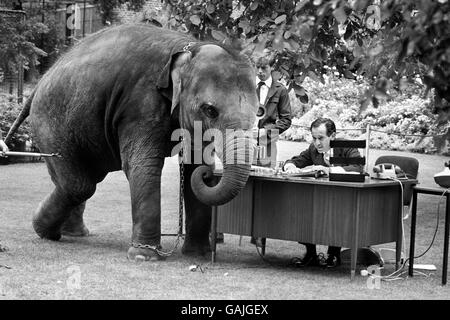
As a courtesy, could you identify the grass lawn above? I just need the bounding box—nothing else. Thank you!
[1,140,449,300]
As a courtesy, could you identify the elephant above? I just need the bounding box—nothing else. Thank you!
[6,24,258,260]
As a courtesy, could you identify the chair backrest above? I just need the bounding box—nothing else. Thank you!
[374,155,419,206]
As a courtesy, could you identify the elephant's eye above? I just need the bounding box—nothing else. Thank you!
[202,104,219,119]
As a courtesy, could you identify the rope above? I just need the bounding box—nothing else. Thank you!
[369,128,447,138]
[288,123,448,138]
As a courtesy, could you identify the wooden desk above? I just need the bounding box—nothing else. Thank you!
[408,186,449,285]
[211,172,415,279]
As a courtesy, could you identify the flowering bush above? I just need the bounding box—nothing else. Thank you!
[282,75,440,154]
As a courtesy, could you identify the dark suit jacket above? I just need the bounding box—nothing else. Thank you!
[285,142,364,173]
[258,79,292,138]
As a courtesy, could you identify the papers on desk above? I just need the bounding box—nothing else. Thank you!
[283,169,317,177]
[329,167,360,174]
[251,165,275,175]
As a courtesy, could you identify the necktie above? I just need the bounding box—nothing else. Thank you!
[257,81,265,104]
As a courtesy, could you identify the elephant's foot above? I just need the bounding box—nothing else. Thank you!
[127,245,166,262]
[61,221,90,237]
[182,238,211,256]
[32,214,62,241]
[61,202,89,236]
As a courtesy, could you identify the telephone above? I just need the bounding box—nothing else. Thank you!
[372,163,403,180]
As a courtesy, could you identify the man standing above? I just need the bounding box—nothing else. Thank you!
[284,118,363,268]
[254,55,292,168]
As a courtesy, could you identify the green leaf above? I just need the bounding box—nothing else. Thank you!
[275,14,287,25]
[190,15,201,26]
[308,70,321,83]
[254,33,268,54]
[357,36,363,47]
[298,24,312,41]
[351,0,370,12]
[259,18,268,27]
[295,0,309,12]
[293,84,306,96]
[211,30,226,41]
[284,30,292,39]
[288,39,300,51]
[239,20,249,29]
[206,3,215,14]
[303,56,311,68]
[250,2,259,11]
[344,70,355,79]
[333,7,347,24]
[406,40,415,56]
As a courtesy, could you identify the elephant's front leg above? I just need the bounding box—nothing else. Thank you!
[125,157,165,261]
[181,163,214,256]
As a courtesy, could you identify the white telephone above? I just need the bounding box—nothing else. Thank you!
[372,163,401,180]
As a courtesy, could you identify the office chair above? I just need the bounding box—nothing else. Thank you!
[341,155,419,266]
[374,155,419,206]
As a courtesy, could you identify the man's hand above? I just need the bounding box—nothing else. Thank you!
[258,128,266,138]
[312,165,329,175]
[0,139,8,156]
[284,162,301,173]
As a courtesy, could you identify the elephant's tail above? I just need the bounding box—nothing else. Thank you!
[5,88,35,145]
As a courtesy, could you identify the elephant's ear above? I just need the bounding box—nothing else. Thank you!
[157,50,191,115]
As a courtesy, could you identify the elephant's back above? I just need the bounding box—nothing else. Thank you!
[31,24,192,125]
[43,24,193,88]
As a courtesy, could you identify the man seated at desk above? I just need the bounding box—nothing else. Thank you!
[283,117,363,268]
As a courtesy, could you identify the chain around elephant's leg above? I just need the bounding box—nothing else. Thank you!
[125,158,166,262]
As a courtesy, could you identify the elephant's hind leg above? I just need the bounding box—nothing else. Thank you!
[33,182,96,241]
[61,202,90,237]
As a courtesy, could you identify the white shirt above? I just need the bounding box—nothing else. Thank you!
[256,76,272,105]
[322,150,331,166]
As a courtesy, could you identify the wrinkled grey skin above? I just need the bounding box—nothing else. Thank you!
[7,24,257,259]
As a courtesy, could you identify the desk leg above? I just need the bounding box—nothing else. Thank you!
[211,206,218,263]
[409,190,418,277]
[396,208,403,270]
[351,194,360,281]
[351,247,357,280]
[443,194,450,285]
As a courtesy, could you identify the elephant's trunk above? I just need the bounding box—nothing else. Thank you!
[190,132,252,206]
